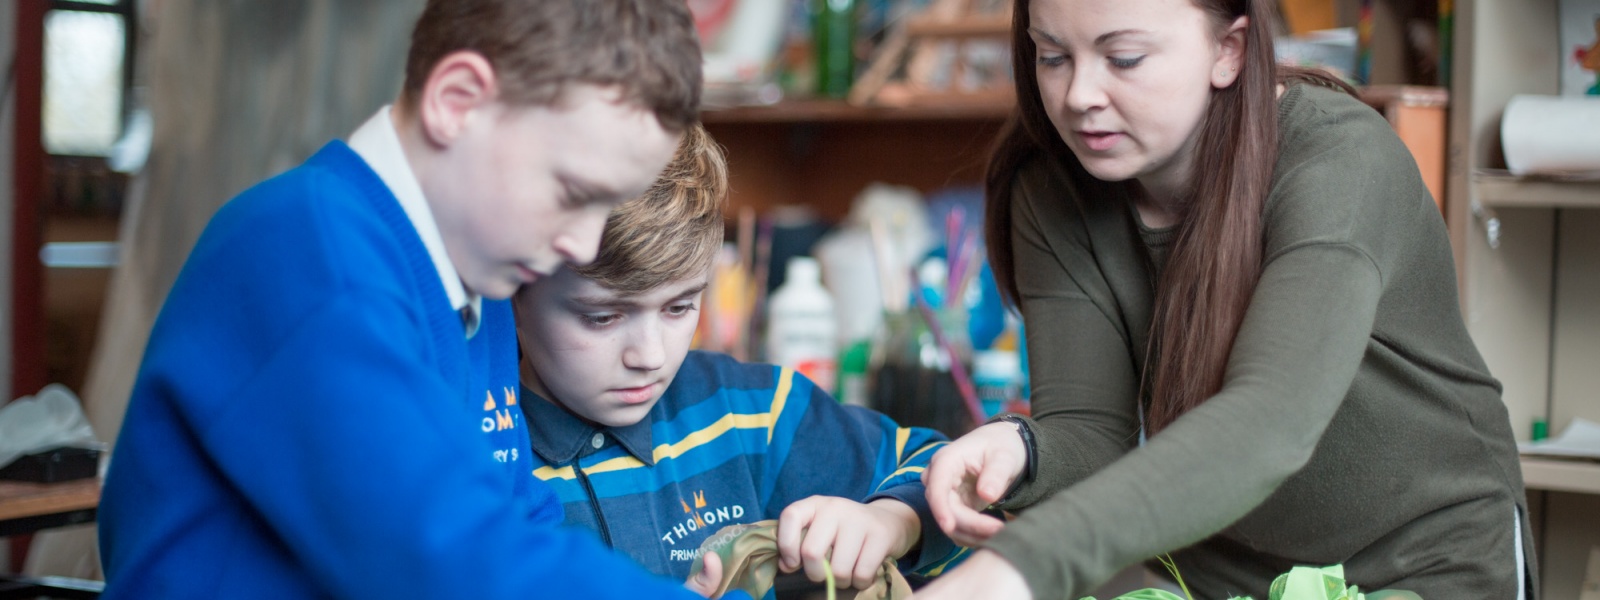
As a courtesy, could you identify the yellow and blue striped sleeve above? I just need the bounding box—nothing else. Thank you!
[757,367,966,574]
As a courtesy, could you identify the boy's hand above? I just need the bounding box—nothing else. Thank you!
[776,497,921,590]
[921,421,1026,546]
[685,550,722,598]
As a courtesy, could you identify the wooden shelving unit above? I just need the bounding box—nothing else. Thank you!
[1520,457,1600,496]
[705,85,1437,124]
[700,97,1011,222]
[1448,0,1600,596]
[702,96,1012,124]
[0,479,98,525]
[1475,172,1600,209]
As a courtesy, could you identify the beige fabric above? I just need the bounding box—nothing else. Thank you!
[691,519,912,600]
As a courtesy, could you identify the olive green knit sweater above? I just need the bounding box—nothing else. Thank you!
[985,84,1532,599]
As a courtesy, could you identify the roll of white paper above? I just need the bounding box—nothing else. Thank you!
[1501,95,1600,176]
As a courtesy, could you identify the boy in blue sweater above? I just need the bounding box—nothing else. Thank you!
[98,1,712,598]
[512,125,966,597]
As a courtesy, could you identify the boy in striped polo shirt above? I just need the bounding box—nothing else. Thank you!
[512,125,964,595]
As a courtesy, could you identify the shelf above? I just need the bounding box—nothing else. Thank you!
[1475,172,1600,209]
[0,479,100,523]
[701,85,1435,125]
[1356,85,1449,109]
[1520,456,1600,495]
[701,95,1013,124]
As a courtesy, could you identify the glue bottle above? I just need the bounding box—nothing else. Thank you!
[766,256,838,393]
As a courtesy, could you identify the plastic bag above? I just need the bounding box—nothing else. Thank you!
[0,384,101,468]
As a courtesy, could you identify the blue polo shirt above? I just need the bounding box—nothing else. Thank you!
[521,351,967,584]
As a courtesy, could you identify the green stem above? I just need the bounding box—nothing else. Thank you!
[1157,554,1195,600]
[824,556,837,600]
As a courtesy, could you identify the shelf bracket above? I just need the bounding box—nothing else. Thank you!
[1471,199,1502,249]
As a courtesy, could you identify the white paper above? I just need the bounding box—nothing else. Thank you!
[1519,417,1600,459]
[0,384,101,467]
[1501,95,1600,177]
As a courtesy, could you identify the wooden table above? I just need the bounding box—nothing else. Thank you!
[0,478,103,599]
[0,479,99,537]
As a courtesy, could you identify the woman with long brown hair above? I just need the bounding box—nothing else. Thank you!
[913,0,1531,598]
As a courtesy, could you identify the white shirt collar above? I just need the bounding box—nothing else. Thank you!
[347,106,482,338]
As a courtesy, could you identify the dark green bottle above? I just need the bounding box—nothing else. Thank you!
[811,0,857,98]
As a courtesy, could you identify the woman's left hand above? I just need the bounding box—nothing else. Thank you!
[909,549,1031,599]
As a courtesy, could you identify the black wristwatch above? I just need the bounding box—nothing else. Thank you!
[989,413,1038,505]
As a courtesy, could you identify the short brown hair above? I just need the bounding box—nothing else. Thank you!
[574,124,727,295]
[400,0,702,131]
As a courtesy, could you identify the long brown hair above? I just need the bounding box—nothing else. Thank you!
[985,0,1352,434]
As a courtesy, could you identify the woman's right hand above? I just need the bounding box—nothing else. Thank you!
[921,421,1028,547]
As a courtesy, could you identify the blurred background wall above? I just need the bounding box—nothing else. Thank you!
[84,0,425,450]
[28,0,425,579]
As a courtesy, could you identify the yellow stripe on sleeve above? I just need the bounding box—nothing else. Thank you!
[901,440,947,465]
[875,440,947,490]
[767,368,794,443]
[895,427,910,461]
[922,547,974,577]
[881,465,925,482]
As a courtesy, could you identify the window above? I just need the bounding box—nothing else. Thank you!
[43,0,134,157]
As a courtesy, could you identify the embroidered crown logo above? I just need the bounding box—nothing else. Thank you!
[480,389,516,432]
[680,491,708,528]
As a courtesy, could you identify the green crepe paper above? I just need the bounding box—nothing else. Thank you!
[1081,564,1424,600]
[1094,590,1188,600]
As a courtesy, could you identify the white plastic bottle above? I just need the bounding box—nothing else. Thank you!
[766,256,838,394]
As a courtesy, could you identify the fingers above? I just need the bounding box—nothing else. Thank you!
[943,511,1006,547]
[797,509,839,584]
[780,496,915,590]
[976,444,1021,505]
[703,550,723,583]
[925,423,1029,539]
[851,528,896,589]
[936,468,1008,546]
[776,499,819,573]
[685,550,723,598]
[824,522,865,588]
[921,446,970,533]
[934,467,991,536]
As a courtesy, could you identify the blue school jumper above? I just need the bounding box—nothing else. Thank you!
[523,351,967,588]
[99,141,698,599]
